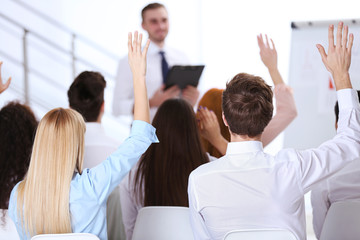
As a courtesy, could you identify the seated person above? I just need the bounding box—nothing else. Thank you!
[67,71,125,240]
[188,22,360,240]
[311,90,360,239]
[197,34,297,157]
[120,98,210,240]
[0,63,38,240]
[8,32,158,240]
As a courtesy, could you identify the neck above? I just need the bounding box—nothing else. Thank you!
[230,133,261,142]
[151,39,165,48]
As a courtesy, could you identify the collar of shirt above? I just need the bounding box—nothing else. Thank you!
[147,41,170,56]
[85,122,103,132]
[226,141,263,155]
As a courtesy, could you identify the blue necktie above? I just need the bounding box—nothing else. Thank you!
[159,51,169,83]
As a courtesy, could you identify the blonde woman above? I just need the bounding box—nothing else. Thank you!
[8,32,157,240]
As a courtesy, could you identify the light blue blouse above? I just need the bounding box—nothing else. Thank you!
[8,120,158,240]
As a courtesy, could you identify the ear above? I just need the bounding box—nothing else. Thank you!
[100,101,105,114]
[222,112,228,127]
[141,22,146,31]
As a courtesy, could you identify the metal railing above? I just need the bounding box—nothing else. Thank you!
[0,0,119,106]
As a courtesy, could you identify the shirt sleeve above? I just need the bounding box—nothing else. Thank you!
[120,171,139,240]
[311,184,331,239]
[188,173,212,240]
[112,57,135,116]
[82,120,158,204]
[287,89,360,192]
[262,83,297,146]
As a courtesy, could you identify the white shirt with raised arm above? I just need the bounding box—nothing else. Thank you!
[188,89,360,240]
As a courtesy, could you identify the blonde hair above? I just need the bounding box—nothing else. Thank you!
[16,108,85,236]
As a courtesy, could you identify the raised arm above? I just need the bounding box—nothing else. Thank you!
[197,107,227,155]
[0,61,12,94]
[317,22,353,90]
[128,32,151,123]
[257,34,283,85]
[293,22,359,192]
[257,35,297,146]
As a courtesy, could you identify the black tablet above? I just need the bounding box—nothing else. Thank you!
[165,65,205,89]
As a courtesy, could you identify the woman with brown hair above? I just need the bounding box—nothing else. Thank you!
[120,98,210,240]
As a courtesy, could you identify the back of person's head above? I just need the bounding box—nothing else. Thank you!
[134,98,209,207]
[0,102,37,224]
[141,2,166,21]
[197,88,230,158]
[67,71,106,122]
[222,73,273,137]
[17,108,85,236]
[334,90,360,128]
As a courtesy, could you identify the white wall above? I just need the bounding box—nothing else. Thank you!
[1,0,359,149]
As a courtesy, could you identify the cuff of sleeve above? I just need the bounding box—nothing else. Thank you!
[337,89,360,110]
[131,120,159,143]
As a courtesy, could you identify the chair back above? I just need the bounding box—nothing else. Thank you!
[30,233,100,240]
[223,229,297,240]
[131,206,194,240]
[320,201,360,240]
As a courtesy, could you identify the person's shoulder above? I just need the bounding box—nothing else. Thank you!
[190,155,226,180]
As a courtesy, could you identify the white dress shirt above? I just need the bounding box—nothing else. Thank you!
[112,42,189,120]
[311,159,360,239]
[84,122,125,240]
[188,89,360,240]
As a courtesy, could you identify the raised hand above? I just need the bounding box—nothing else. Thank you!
[128,31,150,79]
[0,62,12,94]
[128,31,151,123]
[197,107,227,155]
[317,22,354,90]
[257,34,277,71]
[257,34,283,85]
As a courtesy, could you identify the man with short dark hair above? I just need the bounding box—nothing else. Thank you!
[113,2,199,121]
[68,71,125,240]
[311,90,360,239]
[188,22,360,240]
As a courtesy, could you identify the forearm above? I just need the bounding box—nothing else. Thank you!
[133,76,150,123]
[208,135,228,155]
[334,72,352,90]
[268,68,284,85]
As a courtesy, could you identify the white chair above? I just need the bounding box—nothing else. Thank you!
[131,206,194,240]
[223,229,297,240]
[320,201,360,240]
[30,233,99,240]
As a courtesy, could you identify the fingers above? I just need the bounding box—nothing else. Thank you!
[271,38,276,50]
[143,39,150,56]
[316,44,328,63]
[347,33,354,54]
[133,31,138,52]
[0,61,2,77]
[342,25,348,49]
[328,24,335,49]
[257,34,264,49]
[336,22,343,50]
[265,34,270,48]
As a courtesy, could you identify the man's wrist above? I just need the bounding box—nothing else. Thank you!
[334,72,352,90]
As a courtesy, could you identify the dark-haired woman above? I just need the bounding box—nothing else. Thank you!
[120,98,212,240]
